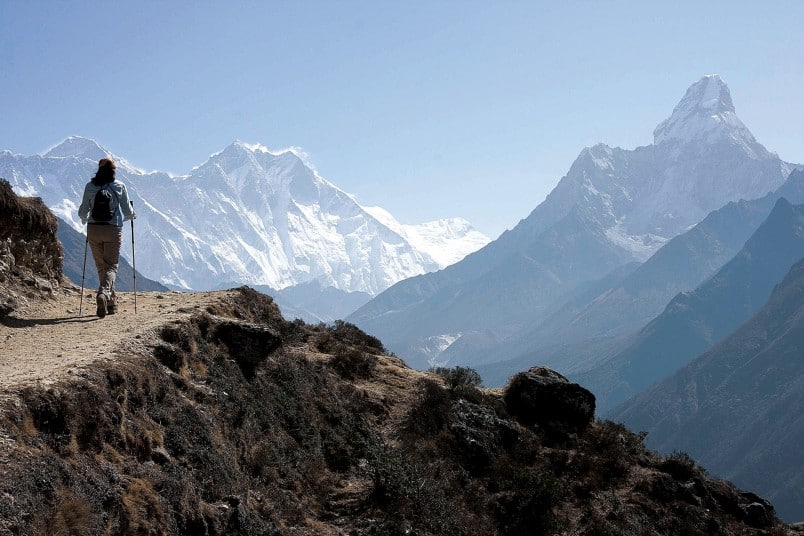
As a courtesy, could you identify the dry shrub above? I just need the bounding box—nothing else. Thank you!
[491,466,567,536]
[282,317,312,345]
[316,319,386,355]
[432,366,484,402]
[404,378,453,437]
[365,443,475,535]
[330,345,376,380]
[432,366,481,390]
[659,450,701,481]
[120,478,171,533]
[572,420,649,491]
[36,488,96,536]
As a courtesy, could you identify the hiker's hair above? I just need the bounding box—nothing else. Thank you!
[91,157,116,186]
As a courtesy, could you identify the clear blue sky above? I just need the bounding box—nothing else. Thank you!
[1,1,802,237]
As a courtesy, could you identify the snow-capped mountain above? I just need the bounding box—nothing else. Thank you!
[552,74,792,260]
[653,74,760,148]
[363,205,488,267]
[1,138,489,295]
[348,75,800,368]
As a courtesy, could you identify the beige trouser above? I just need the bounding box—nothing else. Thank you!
[87,223,123,304]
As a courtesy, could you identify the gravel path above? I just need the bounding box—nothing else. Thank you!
[0,287,235,393]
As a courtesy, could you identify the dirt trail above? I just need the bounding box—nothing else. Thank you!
[0,286,235,395]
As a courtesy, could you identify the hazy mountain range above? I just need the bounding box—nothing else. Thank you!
[611,257,804,522]
[575,197,804,411]
[347,75,800,370]
[475,169,804,388]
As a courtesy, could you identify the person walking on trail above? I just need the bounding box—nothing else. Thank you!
[78,157,136,318]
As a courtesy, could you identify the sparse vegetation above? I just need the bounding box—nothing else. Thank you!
[315,319,386,355]
[431,365,484,402]
[660,449,704,480]
[330,344,377,380]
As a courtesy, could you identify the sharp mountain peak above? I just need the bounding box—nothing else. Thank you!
[43,136,108,160]
[652,74,760,149]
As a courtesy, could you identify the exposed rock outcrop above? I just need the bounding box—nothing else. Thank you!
[0,178,63,319]
[504,366,596,439]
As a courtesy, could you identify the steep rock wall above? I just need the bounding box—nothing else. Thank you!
[0,179,63,318]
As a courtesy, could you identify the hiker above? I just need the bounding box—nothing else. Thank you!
[77,157,136,317]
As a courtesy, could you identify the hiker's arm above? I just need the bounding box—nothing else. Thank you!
[77,184,93,224]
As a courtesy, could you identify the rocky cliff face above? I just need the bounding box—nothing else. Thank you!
[0,178,63,317]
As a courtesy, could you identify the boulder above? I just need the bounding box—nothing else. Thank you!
[503,367,596,438]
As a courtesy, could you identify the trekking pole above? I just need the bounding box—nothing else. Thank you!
[130,200,137,314]
[79,235,88,316]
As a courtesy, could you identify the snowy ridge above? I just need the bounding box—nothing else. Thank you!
[604,222,666,262]
[364,206,489,266]
[653,74,768,159]
[417,333,463,368]
[2,137,490,294]
[567,75,793,253]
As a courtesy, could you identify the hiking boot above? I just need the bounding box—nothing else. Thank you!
[96,293,108,318]
[107,302,117,315]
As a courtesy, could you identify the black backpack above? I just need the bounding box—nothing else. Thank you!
[91,184,118,222]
